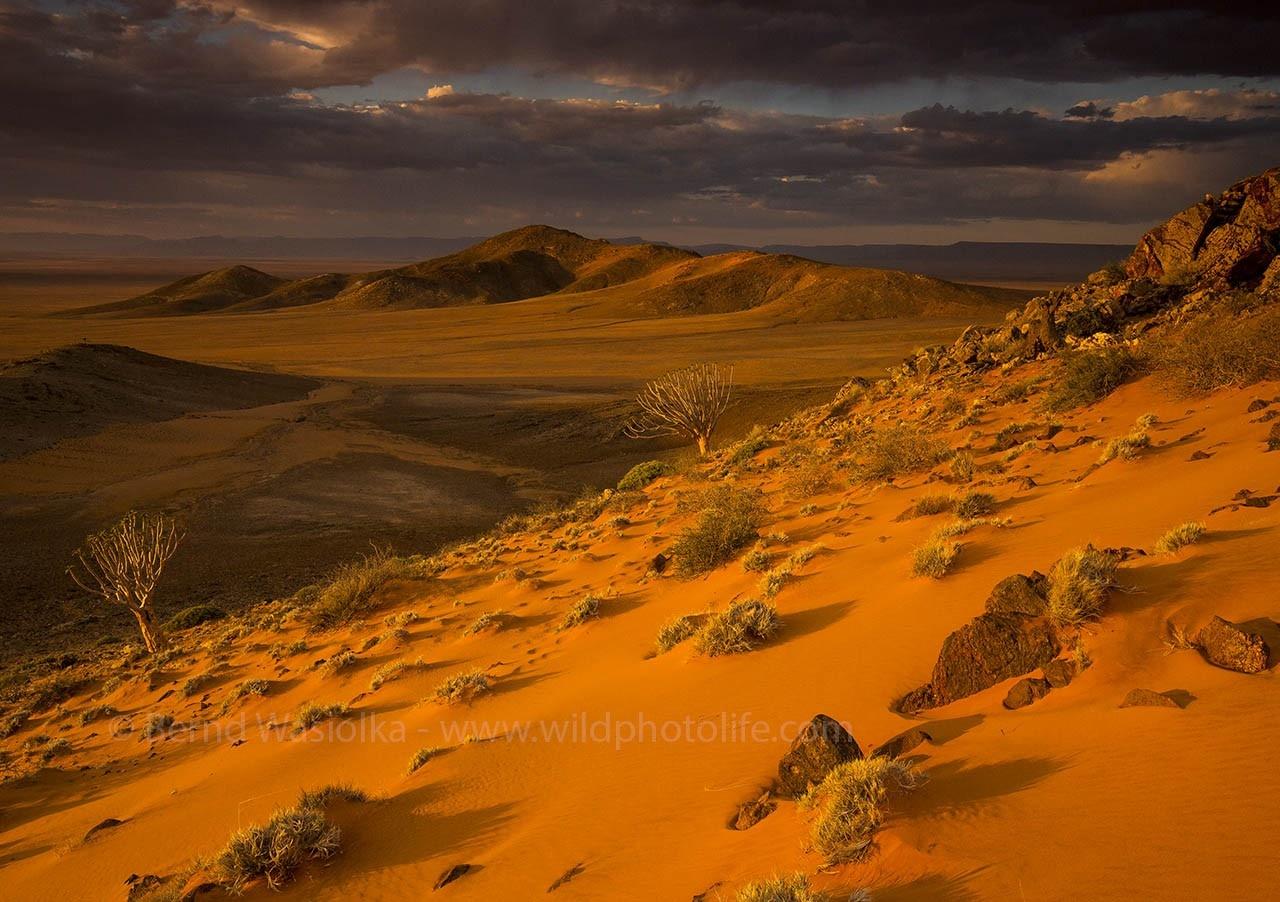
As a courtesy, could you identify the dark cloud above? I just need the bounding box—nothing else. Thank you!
[1,1,1278,239]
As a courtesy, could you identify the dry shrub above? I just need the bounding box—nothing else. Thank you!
[559,594,601,630]
[309,547,417,629]
[432,668,492,705]
[851,424,948,482]
[1147,307,1280,394]
[693,599,779,657]
[215,793,347,891]
[786,455,837,498]
[1097,417,1153,464]
[671,487,766,577]
[1046,346,1140,411]
[1046,546,1118,628]
[911,535,960,578]
[1153,521,1206,554]
[369,658,428,690]
[407,746,442,774]
[616,460,675,491]
[953,491,996,519]
[654,613,704,653]
[294,702,349,732]
[464,610,508,635]
[736,873,855,902]
[801,756,921,864]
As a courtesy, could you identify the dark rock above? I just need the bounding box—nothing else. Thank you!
[1268,423,1280,452]
[1042,658,1076,689]
[1003,677,1051,709]
[547,863,585,892]
[127,875,167,902]
[871,727,932,759]
[775,714,861,798]
[897,612,1061,713]
[1189,449,1212,461]
[1195,616,1270,673]
[1017,476,1038,490]
[984,572,1049,617]
[434,864,473,890]
[83,816,124,842]
[1120,688,1180,709]
[1247,398,1269,413]
[731,792,776,830]
[650,552,670,574]
[1242,494,1276,508]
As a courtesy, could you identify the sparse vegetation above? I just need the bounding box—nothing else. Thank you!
[1046,546,1119,628]
[655,614,704,653]
[801,756,921,864]
[949,451,975,483]
[850,424,948,482]
[78,704,116,726]
[294,701,349,732]
[742,547,771,572]
[432,669,492,705]
[322,649,358,676]
[1154,521,1206,554]
[728,426,771,466]
[465,610,508,635]
[617,460,676,491]
[164,604,227,632]
[559,594,601,630]
[408,746,442,774]
[904,494,953,518]
[1046,346,1140,411]
[1147,307,1280,394]
[953,490,996,519]
[221,679,270,711]
[736,873,839,902]
[911,534,960,578]
[786,455,836,498]
[671,487,766,577]
[142,713,174,739]
[693,599,779,657]
[309,547,417,630]
[1098,417,1153,464]
[369,658,428,690]
[214,792,346,891]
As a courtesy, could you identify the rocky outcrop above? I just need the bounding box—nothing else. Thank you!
[984,572,1049,617]
[731,792,776,830]
[1195,616,1271,673]
[775,714,861,798]
[896,611,1061,713]
[1003,677,1051,710]
[871,727,932,759]
[1120,688,1180,709]
[1041,658,1076,689]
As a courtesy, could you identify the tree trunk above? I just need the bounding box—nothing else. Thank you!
[132,607,162,654]
[696,434,709,456]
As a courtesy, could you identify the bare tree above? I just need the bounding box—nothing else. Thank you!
[625,362,734,456]
[67,511,185,654]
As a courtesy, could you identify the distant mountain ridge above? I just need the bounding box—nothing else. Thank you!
[67,226,1030,321]
[1,231,1129,286]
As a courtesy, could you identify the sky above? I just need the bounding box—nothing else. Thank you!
[1,1,1279,245]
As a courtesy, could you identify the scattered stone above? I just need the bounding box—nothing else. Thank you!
[871,727,933,759]
[1189,449,1212,461]
[1041,658,1076,689]
[775,714,862,798]
[897,612,1061,713]
[731,792,776,830]
[1017,476,1038,490]
[1003,677,1051,709]
[1120,688,1180,709]
[1195,616,1270,673]
[1247,398,1270,413]
[434,864,473,890]
[83,817,124,842]
[126,875,167,901]
[984,572,1049,617]
[650,552,670,575]
[1268,423,1280,452]
[1243,495,1276,508]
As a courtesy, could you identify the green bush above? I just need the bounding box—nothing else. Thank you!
[164,604,227,632]
[1046,346,1140,410]
[671,487,766,577]
[617,460,675,491]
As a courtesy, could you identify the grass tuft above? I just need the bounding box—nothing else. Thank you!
[309,547,418,629]
[432,669,492,705]
[654,614,704,653]
[671,487,766,577]
[801,756,921,864]
[1153,521,1206,554]
[294,702,349,732]
[693,599,779,657]
[911,534,960,578]
[1046,546,1118,628]
[559,594,601,630]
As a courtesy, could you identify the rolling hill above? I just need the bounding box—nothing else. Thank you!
[69,226,1028,320]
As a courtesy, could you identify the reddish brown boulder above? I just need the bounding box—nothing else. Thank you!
[871,727,932,759]
[775,714,861,798]
[731,791,776,830]
[984,572,1049,617]
[1003,677,1051,710]
[1120,688,1180,709]
[1195,616,1270,673]
[1041,658,1076,689]
[896,612,1061,713]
